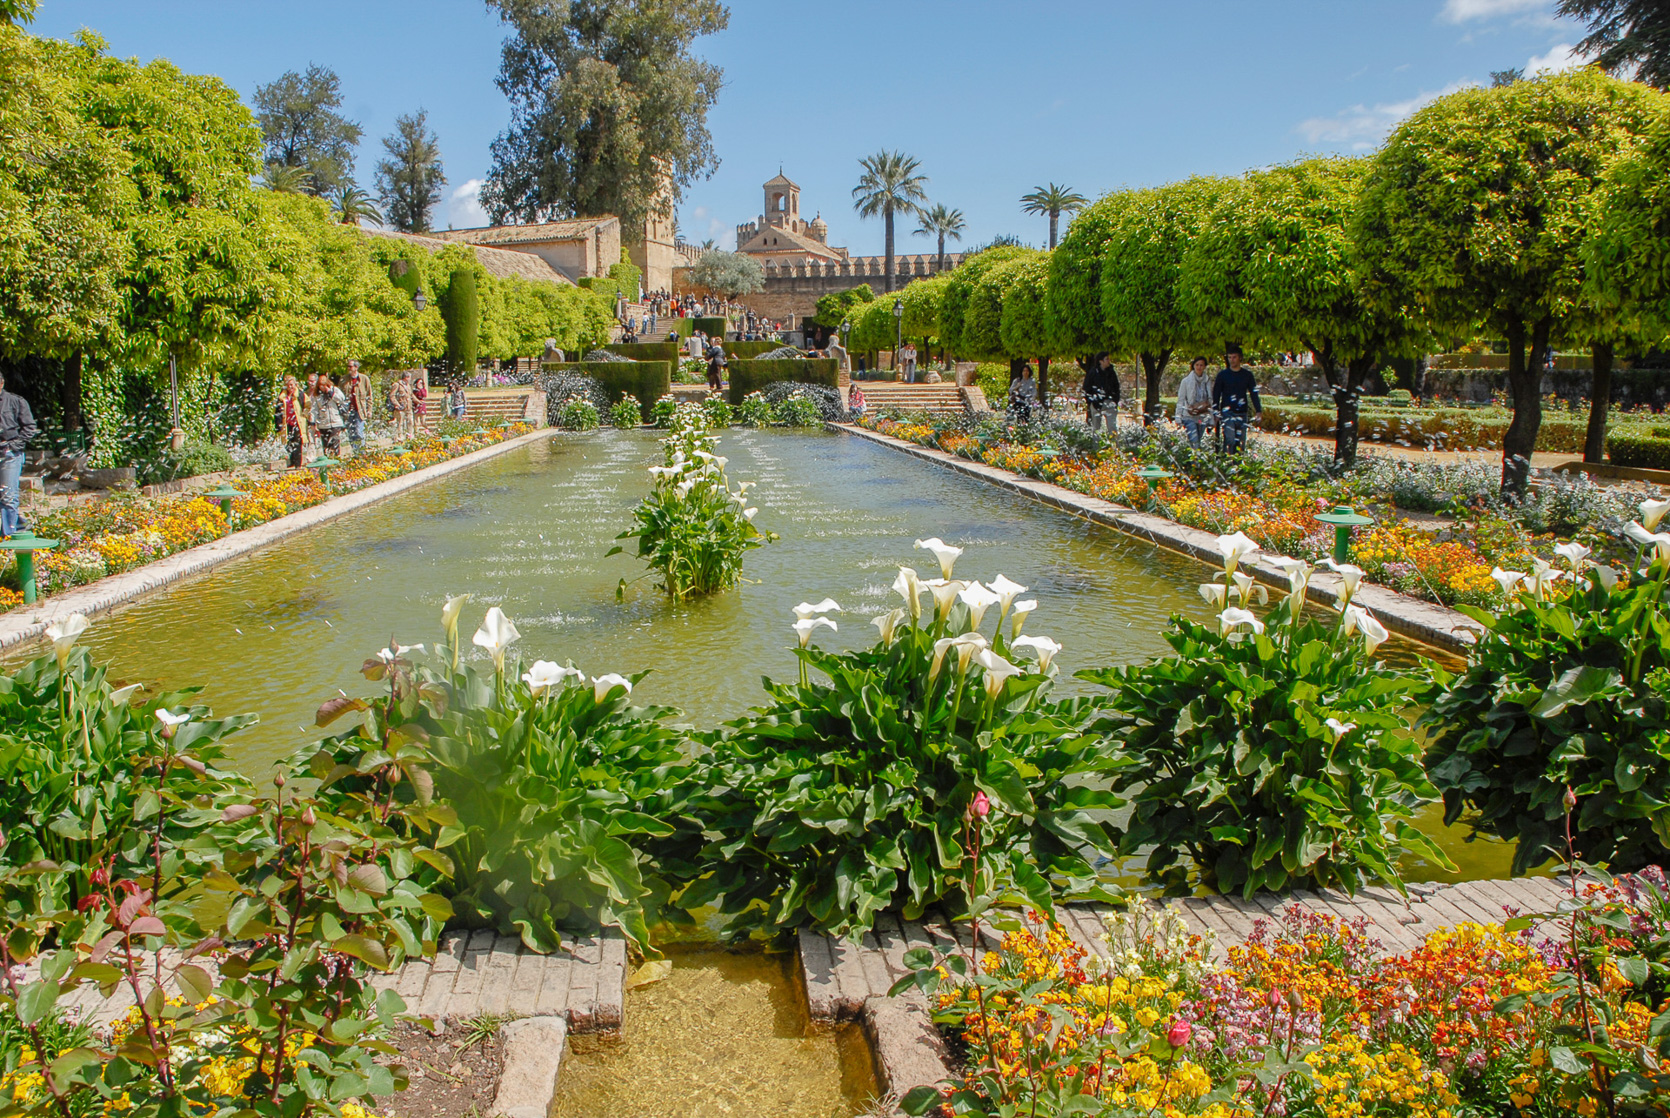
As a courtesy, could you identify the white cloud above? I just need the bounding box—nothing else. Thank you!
[1440,0,1548,22]
[1526,42,1582,73]
[1296,82,1473,149]
[447,178,489,230]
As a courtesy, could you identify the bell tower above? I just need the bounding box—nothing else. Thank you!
[763,170,801,231]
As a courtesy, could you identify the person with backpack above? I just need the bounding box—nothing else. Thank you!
[706,342,728,392]
[389,372,414,442]
[310,372,348,457]
[1211,346,1262,454]
[1082,352,1121,435]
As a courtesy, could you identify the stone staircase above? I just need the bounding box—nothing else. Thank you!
[854,382,966,415]
[425,388,543,428]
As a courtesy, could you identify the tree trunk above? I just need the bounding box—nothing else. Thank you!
[61,352,83,432]
[1048,211,1059,250]
[1336,355,1378,468]
[1139,350,1171,425]
[884,206,896,294]
[1584,340,1614,464]
[936,234,945,273]
[1501,317,1549,498]
[1038,356,1050,409]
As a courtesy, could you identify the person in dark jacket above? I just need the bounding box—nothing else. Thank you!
[1082,352,1121,434]
[0,371,38,536]
[1211,346,1261,454]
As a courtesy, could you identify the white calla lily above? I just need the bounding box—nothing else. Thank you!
[1214,532,1260,575]
[376,641,425,664]
[1490,567,1526,598]
[974,649,1022,699]
[154,709,190,738]
[988,574,1028,619]
[1265,556,1312,597]
[523,660,581,697]
[930,636,956,681]
[793,616,837,648]
[45,613,89,671]
[1642,498,1670,532]
[1217,607,1265,639]
[914,537,963,579]
[472,607,522,674]
[1324,717,1357,744]
[892,566,925,621]
[442,594,471,640]
[1343,605,1389,655]
[923,578,968,624]
[1590,564,1619,592]
[793,598,841,620]
[109,683,144,706]
[1231,571,1268,606]
[592,673,632,702]
[1199,583,1228,609]
[958,582,1002,632]
[1321,560,1365,607]
[871,608,907,644]
[1010,600,1037,639]
[1553,541,1591,570]
[1011,634,1061,671]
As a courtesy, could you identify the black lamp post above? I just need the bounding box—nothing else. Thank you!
[413,288,427,312]
[893,297,904,378]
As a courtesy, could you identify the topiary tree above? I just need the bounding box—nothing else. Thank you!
[1179,157,1417,466]
[1354,69,1664,496]
[1101,179,1223,424]
[444,263,479,377]
[1580,109,1670,463]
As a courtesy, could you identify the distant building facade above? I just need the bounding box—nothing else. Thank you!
[735,173,848,267]
[426,217,622,285]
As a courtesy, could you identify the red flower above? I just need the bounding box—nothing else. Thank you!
[1167,1019,1192,1048]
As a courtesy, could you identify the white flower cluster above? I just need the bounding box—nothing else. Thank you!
[646,412,757,518]
[1094,900,1215,987]
[1204,531,1388,655]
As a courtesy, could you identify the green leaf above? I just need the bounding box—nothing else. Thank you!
[1530,665,1623,719]
[16,980,57,1027]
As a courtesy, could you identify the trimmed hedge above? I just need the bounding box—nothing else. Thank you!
[1260,404,1593,453]
[694,316,728,338]
[1607,431,1670,469]
[727,358,840,406]
[606,342,681,363]
[543,361,671,422]
[723,340,786,359]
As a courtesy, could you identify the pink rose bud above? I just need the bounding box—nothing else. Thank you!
[1167,1020,1192,1048]
[972,791,991,819]
[1266,988,1283,1008]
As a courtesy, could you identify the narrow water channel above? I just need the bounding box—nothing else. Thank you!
[553,945,877,1118]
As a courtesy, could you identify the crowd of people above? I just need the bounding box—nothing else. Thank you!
[275,363,470,468]
[624,292,784,344]
[1011,346,1265,454]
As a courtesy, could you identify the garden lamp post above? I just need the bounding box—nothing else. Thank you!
[413,288,427,312]
[0,531,60,605]
[203,483,248,520]
[309,456,340,487]
[167,354,184,451]
[1134,465,1173,512]
[1316,505,1375,564]
[893,298,904,375]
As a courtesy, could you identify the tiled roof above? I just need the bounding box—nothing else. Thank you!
[366,229,576,287]
[425,216,617,247]
[762,173,797,188]
[737,222,843,260]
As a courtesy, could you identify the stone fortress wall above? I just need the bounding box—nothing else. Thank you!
[681,253,966,323]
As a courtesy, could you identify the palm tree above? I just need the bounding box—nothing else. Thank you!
[333,183,384,227]
[852,151,929,292]
[259,162,313,194]
[1020,183,1089,249]
[913,204,966,273]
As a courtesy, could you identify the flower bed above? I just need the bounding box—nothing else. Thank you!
[909,872,1670,1118]
[2,426,531,611]
[857,414,1573,608]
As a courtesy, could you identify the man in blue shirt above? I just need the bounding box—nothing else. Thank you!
[1211,346,1261,454]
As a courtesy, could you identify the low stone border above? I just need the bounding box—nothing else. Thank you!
[833,423,1483,653]
[491,1016,568,1118]
[0,428,558,655]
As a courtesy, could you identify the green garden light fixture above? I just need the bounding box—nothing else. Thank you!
[1316,505,1375,564]
[1134,465,1173,511]
[309,456,340,486]
[203,483,248,519]
[0,531,60,605]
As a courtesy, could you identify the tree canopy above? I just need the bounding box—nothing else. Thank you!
[481,0,727,236]
[253,63,361,197]
[1561,0,1670,90]
[686,249,764,298]
[375,110,445,233]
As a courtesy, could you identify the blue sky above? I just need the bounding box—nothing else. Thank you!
[35,0,1587,256]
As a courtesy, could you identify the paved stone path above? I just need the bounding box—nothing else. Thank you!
[800,876,1573,1024]
[56,928,627,1035]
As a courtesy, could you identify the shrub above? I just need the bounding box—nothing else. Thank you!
[1607,430,1670,469]
[772,393,822,428]
[605,341,680,362]
[1387,388,1414,406]
[611,404,771,600]
[651,394,678,427]
[542,360,670,418]
[689,547,1123,939]
[693,315,727,337]
[738,391,773,428]
[1260,403,1590,453]
[134,440,236,485]
[700,394,733,428]
[559,397,599,430]
[609,396,642,428]
[1423,540,1669,873]
[444,264,480,377]
[1081,540,1446,896]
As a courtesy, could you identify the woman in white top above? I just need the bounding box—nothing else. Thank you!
[1174,357,1213,448]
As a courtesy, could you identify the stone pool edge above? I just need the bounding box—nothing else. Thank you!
[0,427,559,655]
[831,422,1483,654]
